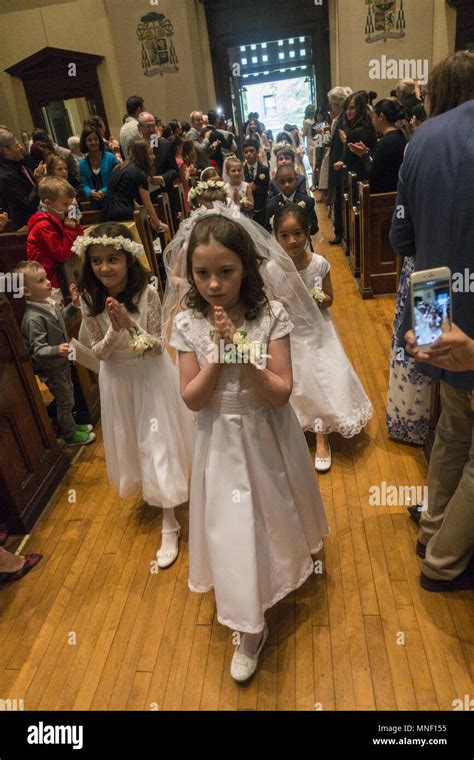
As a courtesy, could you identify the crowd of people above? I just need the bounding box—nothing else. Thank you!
[0,51,472,681]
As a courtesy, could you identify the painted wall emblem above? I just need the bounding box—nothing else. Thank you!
[136,12,179,76]
[365,1,406,43]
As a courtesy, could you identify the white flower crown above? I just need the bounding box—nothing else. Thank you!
[71,235,145,259]
[272,141,294,156]
[188,180,229,201]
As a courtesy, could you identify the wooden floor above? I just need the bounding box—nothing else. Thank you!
[1,203,472,711]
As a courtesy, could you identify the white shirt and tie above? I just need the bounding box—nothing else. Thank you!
[246,163,258,181]
[280,191,297,204]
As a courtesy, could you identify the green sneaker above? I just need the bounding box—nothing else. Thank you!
[65,430,96,446]
[75,423,94,433]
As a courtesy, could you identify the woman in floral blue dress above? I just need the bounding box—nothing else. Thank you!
[386,256,431,444]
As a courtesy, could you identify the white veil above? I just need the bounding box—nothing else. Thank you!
[222,155,239,186]
[161,203,328,357]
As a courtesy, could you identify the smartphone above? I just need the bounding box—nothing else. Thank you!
[409,266,452,350]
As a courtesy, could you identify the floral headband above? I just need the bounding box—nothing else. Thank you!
[272,141,294,156]
[188,180,229,201]
[71,235,145,259]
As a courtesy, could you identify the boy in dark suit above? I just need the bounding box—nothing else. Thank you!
[268,146,308,199]
[243,138,269,228]
[265,165,318,235]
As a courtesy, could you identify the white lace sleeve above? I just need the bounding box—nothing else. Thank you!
[143,286,162,354]
[125,286,162,355]
[80,302,124,361]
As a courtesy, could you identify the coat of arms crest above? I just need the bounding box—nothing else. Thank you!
[136,12,179,76]
[365,0,406,43]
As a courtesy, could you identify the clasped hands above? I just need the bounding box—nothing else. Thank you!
[106,297,135,332]
[213,305,239,344]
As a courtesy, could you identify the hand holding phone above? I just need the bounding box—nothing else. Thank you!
[409,266,452,350]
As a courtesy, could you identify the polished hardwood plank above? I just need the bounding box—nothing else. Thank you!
[0,203,471,711]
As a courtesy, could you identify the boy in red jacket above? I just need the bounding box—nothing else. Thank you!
[27,176,83,304]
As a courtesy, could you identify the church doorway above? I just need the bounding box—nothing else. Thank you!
[241,74,313,135]
[228,34,317,150]
[203,0,330,147]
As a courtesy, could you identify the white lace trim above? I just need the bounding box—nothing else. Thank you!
[80,286,162,360]
[300,402,374,438]
[187,540,325,633]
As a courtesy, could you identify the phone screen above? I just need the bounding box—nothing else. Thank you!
[412,277,451,346]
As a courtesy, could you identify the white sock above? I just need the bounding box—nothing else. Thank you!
[238,629,266,657]
[160,509,180,554]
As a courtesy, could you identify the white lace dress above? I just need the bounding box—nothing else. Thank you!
[81,285,194,508]
[171,300,329,634]
[291,254,373,436]
[227,181,250,208]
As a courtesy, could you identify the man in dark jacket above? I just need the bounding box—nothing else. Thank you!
[137,112,178,195]
[395,78,422,119]
[265,164,318,235]
[207,110,234,173]
[390,99,474,592]
[243,138,269,228]
[0,130,38,229]
[327,112,346,244]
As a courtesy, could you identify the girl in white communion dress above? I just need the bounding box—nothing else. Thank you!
[273,203,373,472]
[74,222,194,570]
[164,207,329,682]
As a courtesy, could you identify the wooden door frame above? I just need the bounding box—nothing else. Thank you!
[201,0,330,119]
[5,47,109,138]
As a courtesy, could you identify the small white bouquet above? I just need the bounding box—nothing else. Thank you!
[129,327,155,357]
[239,196,253,209]
[209,329,269,369]
[309,286,329,306]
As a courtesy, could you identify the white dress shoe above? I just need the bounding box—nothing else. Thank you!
[315,442,332,472]
[230,625,269,682]
[156,523,181,569]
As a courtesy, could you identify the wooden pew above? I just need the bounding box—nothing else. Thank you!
[54,254,83,304]
[80,209,102,226]
[53,255,101,426]
[176,182,189,220]
[133,208,167,298]
[154,192,175,237]
[0,232,100,425]
[168,182,188,229]
[358,182,398,299]
[0,231,28,326]
[395,251,402,291]
[0,296,69,532]
[340,166,350,255]
[347,171,361,278]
